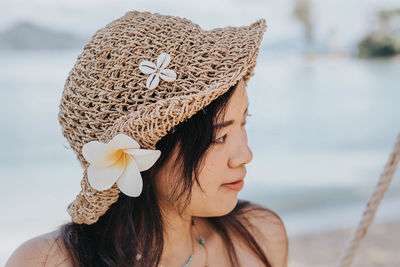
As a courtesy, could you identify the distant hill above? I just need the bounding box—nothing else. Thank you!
[0,21,88,50]
[357,8,400,58]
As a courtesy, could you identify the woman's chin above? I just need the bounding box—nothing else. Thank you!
[214,197,240,216]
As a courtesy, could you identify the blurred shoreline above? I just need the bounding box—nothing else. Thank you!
[288,219,400,267]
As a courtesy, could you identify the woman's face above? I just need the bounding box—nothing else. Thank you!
[156,78,253,217]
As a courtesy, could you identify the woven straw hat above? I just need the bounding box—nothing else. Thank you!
[58,9,267,224]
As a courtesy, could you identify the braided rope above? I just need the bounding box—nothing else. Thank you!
[336,133,400,267]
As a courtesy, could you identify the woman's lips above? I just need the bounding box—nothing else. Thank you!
[222,179,244,191]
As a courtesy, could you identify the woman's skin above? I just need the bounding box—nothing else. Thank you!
[156,77,252,266]
[5,78,289,267]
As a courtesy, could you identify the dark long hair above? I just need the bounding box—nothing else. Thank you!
[58,81,283,266]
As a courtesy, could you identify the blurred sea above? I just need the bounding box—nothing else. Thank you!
[0,47,400,263]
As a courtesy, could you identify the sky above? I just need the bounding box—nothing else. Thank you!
[1,0,399,48]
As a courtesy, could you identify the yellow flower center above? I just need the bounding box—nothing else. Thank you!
[107,149,131,169]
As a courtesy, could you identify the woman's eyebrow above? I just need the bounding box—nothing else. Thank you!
[214,105,248,130]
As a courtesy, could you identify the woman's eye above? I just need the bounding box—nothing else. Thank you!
[213,114,251,144]
[242,113,251,126]
[214,134,227,144]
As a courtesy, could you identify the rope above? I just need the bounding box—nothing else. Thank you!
[336,133,400,267]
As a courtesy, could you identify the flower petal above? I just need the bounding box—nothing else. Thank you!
[82,140,110,166]
[107,134,140,152]
[116,155,143,197]
[139,60,157,74]
[146,73,160,90]
[124,149,161,171]
[87,162,124,191]
[156,53,171,69]
[159,69,177,82]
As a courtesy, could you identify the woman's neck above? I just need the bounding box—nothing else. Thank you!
[159,207,214,267]
[160,211,194,266]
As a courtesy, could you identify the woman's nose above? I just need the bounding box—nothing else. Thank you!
[228,132,253,168]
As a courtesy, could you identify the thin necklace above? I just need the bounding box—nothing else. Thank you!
[181,217,209,267]
[193,217,209,267]
[181,218,195,267]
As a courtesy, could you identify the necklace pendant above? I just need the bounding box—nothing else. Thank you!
[199,237,205,245]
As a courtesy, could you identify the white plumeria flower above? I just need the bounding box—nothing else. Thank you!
[139,52,177,90]
[82,134,161,197]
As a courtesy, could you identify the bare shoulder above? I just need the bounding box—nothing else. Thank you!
[235,203,289,267]
[5,229,72,267]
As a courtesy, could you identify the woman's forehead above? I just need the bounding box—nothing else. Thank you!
[215,80,248,126]
[228,80,248,112]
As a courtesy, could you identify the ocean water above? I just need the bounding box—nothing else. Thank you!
[1,48,400,264]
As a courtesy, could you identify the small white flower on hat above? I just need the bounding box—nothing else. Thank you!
[82,134,161,197]
[139,52,177,90]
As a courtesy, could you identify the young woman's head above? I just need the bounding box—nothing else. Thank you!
[57,10,272,267]
[58,10,266,226]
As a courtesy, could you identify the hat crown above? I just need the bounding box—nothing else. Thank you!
[59,11,202,158]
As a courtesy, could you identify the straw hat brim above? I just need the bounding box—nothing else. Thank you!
[104,18,267,149]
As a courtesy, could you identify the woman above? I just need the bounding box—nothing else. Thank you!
[6,10,288,267]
